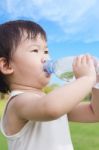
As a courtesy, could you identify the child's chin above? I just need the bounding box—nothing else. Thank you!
[43,78,50,85]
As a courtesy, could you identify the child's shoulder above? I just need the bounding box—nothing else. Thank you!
[7,91,45,119]
[8,91,47,121]
[11,91,45,107]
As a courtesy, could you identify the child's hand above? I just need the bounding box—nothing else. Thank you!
[73,55,96,83]
[94,60,99,84]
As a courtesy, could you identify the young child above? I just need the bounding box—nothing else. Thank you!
[0,20,99,150]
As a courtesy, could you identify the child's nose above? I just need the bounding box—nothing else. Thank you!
[41,56,51,63]
[41,58,47,63]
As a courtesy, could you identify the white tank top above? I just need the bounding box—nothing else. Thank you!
[0,91,74,150]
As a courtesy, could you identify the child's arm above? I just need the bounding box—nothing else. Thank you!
[68,101,99,122]
[68,88,99,122]
[14,55,96,121]
[91,88,99,118]
[68,73,99,123]
[90,74,99,118]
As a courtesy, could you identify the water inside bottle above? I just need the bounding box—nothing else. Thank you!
[58,71,74,82]
[54,56,75,82]
[59,56,99,87]
[44,55,99,88]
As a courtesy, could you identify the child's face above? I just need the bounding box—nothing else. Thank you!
[9,33,51,90]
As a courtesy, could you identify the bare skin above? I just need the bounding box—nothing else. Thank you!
[1,33,99,136]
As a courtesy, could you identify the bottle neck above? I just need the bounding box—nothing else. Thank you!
[43,60,55,74]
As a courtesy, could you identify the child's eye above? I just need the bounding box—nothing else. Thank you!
[44,51,49,54]
[31,49,38,53]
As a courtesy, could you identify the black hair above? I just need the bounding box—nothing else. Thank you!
[0,20,47,93]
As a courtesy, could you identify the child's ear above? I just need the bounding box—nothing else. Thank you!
[0,57,14,75]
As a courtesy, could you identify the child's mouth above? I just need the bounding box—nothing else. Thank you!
[44,71,51,78]
[43,67,51,78]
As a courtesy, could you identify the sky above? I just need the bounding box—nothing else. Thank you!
[0,0,99,84]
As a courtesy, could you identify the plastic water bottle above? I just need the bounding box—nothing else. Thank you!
[43,56,75,82]
[43,56,99,88]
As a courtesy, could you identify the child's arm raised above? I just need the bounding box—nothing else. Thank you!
[13,55,96,121]
[67,101,99,122]
[91,87,99,117]
[68,88,99,122]
[90,73,99,119]
[68,58,99,122]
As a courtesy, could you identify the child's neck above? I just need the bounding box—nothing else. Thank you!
[10,84,45,96]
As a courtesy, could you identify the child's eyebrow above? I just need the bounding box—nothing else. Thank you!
[28,44,48,49]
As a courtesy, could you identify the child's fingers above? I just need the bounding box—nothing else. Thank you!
[80,54,94,66]
[73,54,95,70]
[86,54,95,66]
[73,55,82,67]
[72,56,77,67]
[81,55,87,65]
